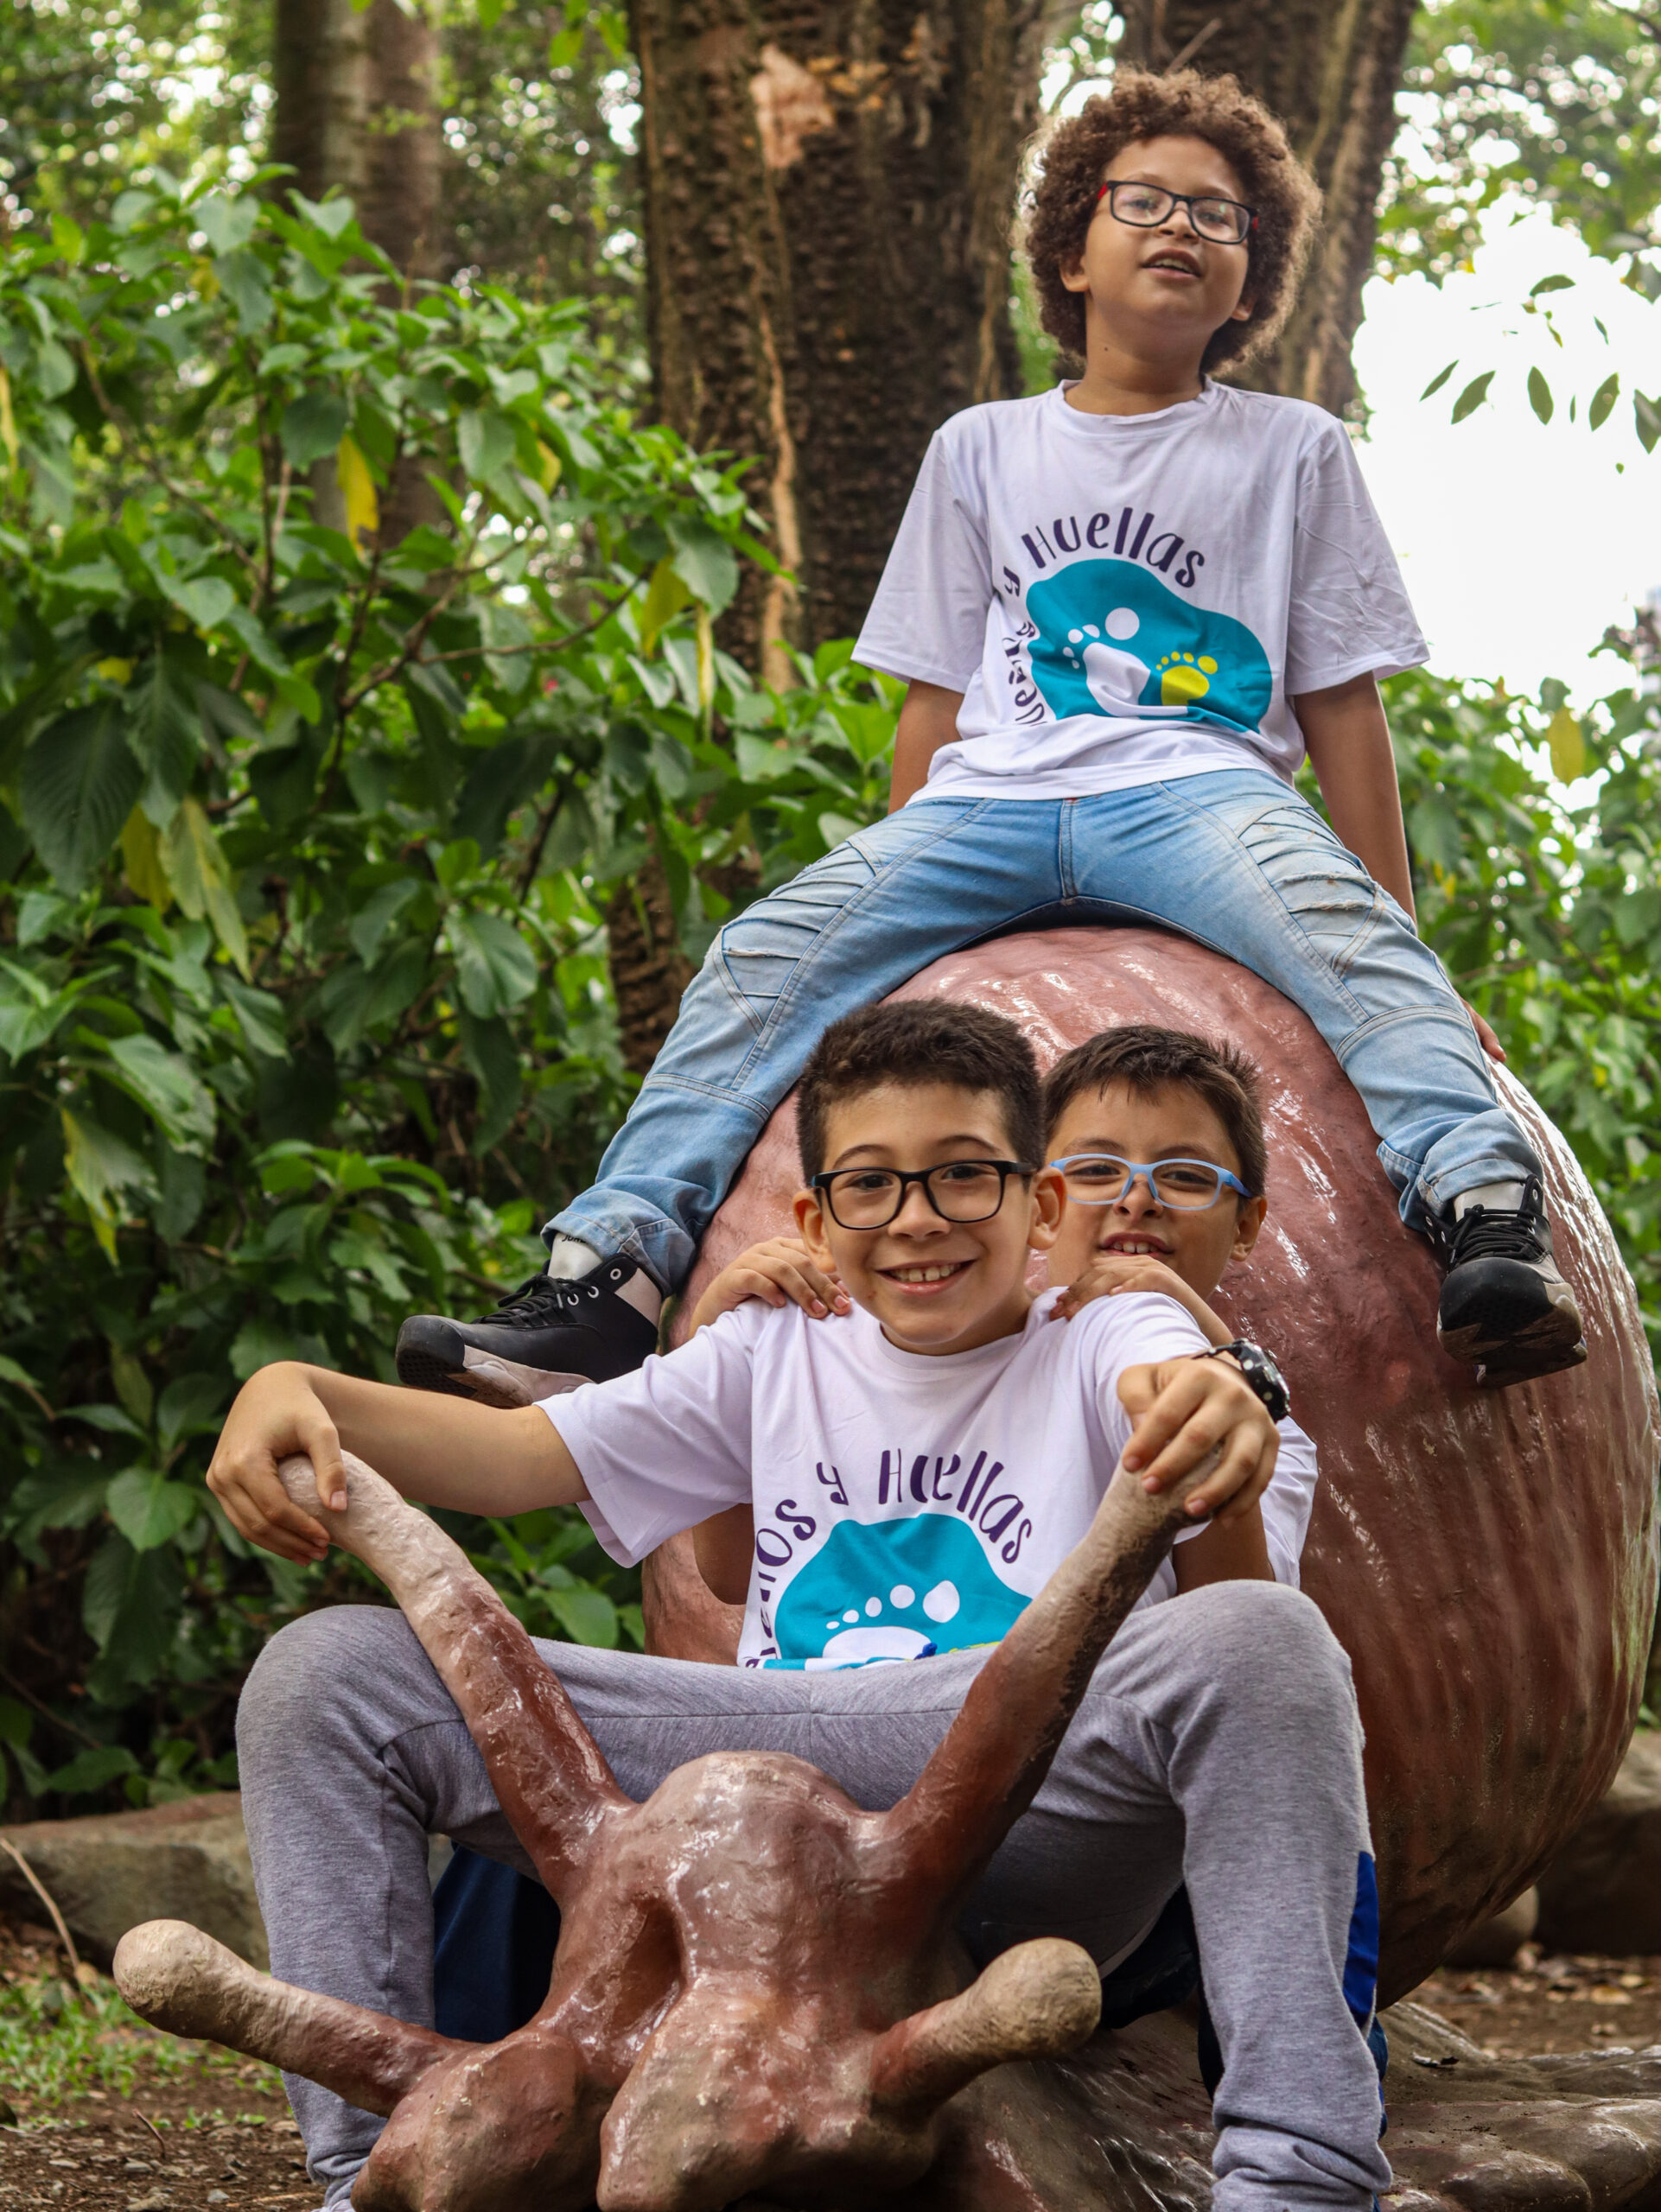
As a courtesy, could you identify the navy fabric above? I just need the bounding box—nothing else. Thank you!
[430,1847,560,2044]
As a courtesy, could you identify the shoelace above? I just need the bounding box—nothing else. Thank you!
[478,1271,603,1324]
[1447,1202,1547,1267]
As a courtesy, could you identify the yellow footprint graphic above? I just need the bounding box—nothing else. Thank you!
[1157,652,1218,707]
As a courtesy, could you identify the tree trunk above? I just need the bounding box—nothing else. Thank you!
[605,860,697,1077]
[272,0,441,278]
[630,0,1053,675]
[1116,0,1416,417]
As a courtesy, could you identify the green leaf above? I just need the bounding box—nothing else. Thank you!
[110,1344,154,1430]
[459,1009,521,1151]
[548,1583,618,1646]
[45,1745,140,1796]
[124,651,202,828]
[1636,391,1661,456]
[106,1468,202,1552]
[164,574,237,632]
[219,975,289,1058]
[81,1531,184,1687]
[1527,367,1554,424]
[666,516,739,617]
[1589,373,1620,431]
[60,1106,156,1258]
[637,556,692,656]
[349,880,423,965]
[196,194,259,255]
[1545,705,1585,783]
[99,1032,217,1150]
[1419,360,1458,401]
[213,248,274,334]
[161,798,250,975]
[457,409,518,486]
[1528,273,1575,296]
[0,1696,31,1749]
[1450,372,1495,424]
[449,909,538,1019]
[20,702,143,893]
[282,389,350,469]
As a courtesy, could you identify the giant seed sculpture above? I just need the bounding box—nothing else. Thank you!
[114,1436,1210,2210]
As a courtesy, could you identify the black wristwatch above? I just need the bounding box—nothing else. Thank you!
[1194,1338,1290,1423]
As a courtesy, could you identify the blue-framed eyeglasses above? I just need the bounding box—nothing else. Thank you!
[1048,1153,1253,1210]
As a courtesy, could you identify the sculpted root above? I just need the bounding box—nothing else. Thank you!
[117,1446,1204,2210]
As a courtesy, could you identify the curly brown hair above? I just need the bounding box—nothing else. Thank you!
[1023,70,1321,376]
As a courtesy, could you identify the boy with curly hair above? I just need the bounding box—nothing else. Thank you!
[397,69,1583,1404]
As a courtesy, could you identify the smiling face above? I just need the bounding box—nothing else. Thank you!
[1044,1079,1266,1300]
[1060,132,1255,366]
[792,1081,1064,1357]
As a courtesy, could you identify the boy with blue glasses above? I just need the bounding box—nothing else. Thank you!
[395,70,1581,1406]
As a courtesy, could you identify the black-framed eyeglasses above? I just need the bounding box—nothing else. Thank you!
[1095,180,1257,245]
[810,1160,1035,1231]
[1049,1153,1253,1211]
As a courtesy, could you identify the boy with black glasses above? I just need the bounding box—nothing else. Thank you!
[212,1000,1388,2211]
[396,69,1581,1412]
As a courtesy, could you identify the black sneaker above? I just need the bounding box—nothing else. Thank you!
[395,1256,661,1407]
[1435,1177,1587,1385]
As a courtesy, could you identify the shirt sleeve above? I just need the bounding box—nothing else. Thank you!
[1258,1414,1319,1589]
[542,1308,757,1567]
[1283,420,1428,696]
[853,422,992,692]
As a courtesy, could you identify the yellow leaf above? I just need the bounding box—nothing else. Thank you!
[97,656,135,683]
[120,806,173,912]
[1546,705,1585,783]
[60,1108,151,1262]
[638,556,691,657]
[696,603,715,715]
[162,798,250,975]
[536,440,562,491]
[0,365,16,470]
[193,256,220,301]
[337,434,379,550]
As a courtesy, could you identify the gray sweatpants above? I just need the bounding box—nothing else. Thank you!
[237,1578,1391,2210]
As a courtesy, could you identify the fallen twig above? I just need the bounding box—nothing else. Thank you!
[0,1839,90,1993]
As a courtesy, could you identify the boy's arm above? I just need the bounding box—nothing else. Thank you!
[888,681,965,810]
[1293,673,1416,919]
[1295,673,1505,1061]
[207,1362,585,1564]
[1056,1255,1232,1345]
[1172,1505,1274,1589]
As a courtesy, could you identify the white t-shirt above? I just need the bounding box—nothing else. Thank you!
[853,381,1427,801]
[548,1289,1318,1671]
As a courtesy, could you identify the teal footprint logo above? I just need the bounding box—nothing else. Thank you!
[770,1517,1029,1670]
[1026,559,1271,735]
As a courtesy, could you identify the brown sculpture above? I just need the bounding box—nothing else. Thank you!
[664,925,1661,2000]
[115,1433,1211,2211]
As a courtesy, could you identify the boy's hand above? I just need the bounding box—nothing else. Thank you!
[207,1363,348,1565]
[1117,1355,1278,1524]
[689,1236,850,1333]
[1055,1254,1230,1345]
[1462,998,1505,1063]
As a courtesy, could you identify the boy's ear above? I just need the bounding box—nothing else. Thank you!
[1026,1166,1067,1254]
[1060,250,1090,296]
[792,1186,835,1268]
[1230,1194,1268,1264]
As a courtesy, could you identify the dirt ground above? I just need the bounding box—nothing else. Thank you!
[1413,1944,1661,2058]
[3,1904,1658,2210]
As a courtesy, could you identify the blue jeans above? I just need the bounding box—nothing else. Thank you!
[552,772,1536,1292]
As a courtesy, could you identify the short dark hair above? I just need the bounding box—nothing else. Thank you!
[797,1001,1044,1182]
[1023,69,1321,376]
[1042,1024,1267,1199]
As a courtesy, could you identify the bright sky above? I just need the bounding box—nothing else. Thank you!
[1351,205,1660,707]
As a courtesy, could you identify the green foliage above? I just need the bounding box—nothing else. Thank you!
[1385,663,1661,1351]
[0,175,901,1814]
[0,1963,278,2107]
[1381,0,1661,296]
